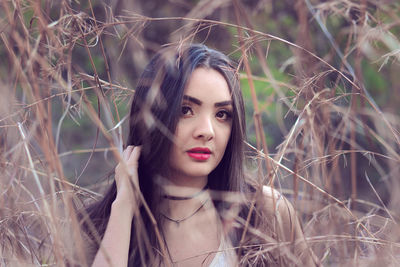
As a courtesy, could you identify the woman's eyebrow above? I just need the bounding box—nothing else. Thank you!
[183,95,202,105]
[183,95,232,107]
[215,100,232,107]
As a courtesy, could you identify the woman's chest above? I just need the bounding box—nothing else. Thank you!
[163,217,221,266]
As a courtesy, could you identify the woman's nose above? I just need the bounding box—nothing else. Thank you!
[193,115,215,141]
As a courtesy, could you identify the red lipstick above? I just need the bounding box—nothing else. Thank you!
[187,147,211,161]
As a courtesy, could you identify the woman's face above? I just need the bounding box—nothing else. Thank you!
[168,67,233,183]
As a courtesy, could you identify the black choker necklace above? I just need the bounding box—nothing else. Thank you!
[162,184,208,201]
[160,198,209,226]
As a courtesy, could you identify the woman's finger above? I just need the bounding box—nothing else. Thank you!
[122,145,134,161]
[127,146,141,166]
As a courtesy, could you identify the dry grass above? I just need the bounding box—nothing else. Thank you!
[1,0,399,266]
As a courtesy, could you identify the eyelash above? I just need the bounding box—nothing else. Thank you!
[216,110,232,121]
[181,105,194,116]
[180,105,232,121]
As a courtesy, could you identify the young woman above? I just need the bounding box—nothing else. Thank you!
[82,44,317,266]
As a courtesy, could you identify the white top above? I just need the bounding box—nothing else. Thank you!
[209,236,237,267]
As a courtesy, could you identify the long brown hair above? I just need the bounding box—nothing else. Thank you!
[82,44,247,266]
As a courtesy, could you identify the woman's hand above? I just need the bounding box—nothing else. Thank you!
[114,145,141,216]
[91,146,141,267]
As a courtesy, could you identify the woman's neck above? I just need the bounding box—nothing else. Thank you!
[159,175,210,223]
[164,169,208,189]
[163,177,208,197]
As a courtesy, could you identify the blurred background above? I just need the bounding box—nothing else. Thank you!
[1,0,399,265]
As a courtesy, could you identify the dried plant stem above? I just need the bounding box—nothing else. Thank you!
[233,2,278,258]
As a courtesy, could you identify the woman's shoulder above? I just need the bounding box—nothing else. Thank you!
[243,185,300,238]
[248,185,319,266]
[261,186,297,224]
[251,185,289,217]
[261,185,282,201]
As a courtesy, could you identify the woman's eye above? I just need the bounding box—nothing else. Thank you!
[216,110,232,120]
[181,106,193,116]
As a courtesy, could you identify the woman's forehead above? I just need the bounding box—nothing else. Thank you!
[183,68,232,103]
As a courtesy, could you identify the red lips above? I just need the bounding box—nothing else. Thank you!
[187,147,211,161]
